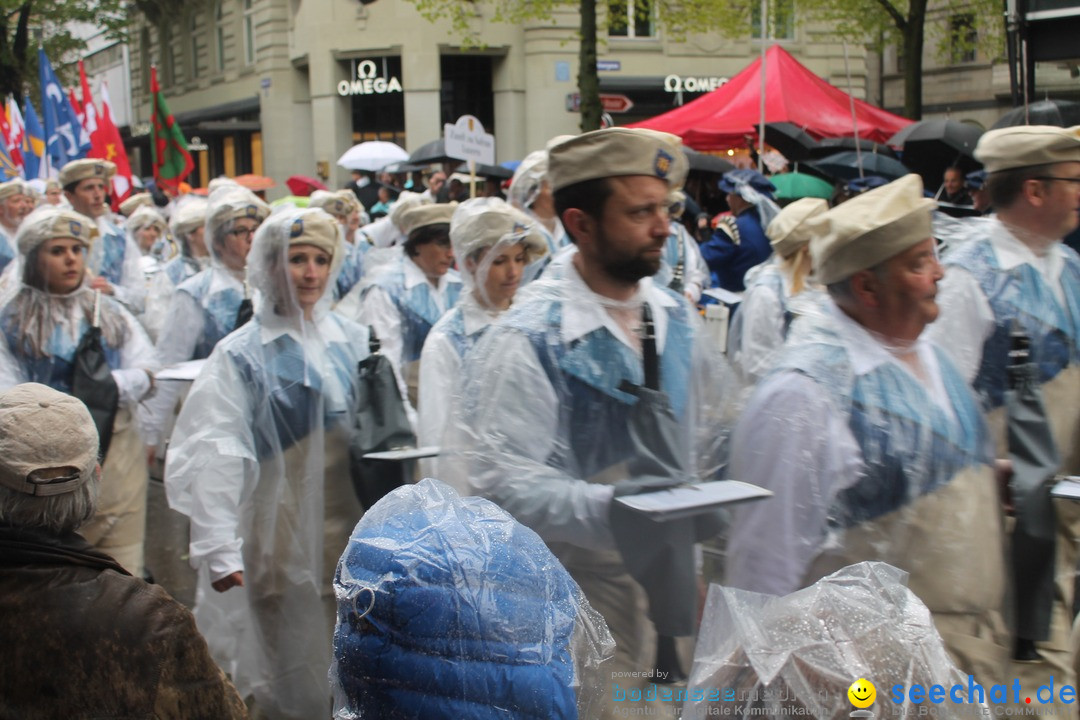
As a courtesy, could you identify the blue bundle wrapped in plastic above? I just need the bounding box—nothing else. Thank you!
[330,478,614,719]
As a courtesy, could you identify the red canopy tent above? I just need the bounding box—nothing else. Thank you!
[628,45,912,151]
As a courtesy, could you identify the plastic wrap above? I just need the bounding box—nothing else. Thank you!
[507,149,548,211]
[142,196,209,341]
[725,296,1008,683]
[685,562,988,719]
[165,206,370,718]
[330,478,615,719]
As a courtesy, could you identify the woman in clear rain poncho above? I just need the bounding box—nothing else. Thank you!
[125,204,169,258]
[340,202,462,409]
[727,197,829,386]
[164,207,370,719]
[0,206,159,576]
[140,194,209,342]
[417,197,547,454]
[141,186,269,450]
[508,149,570,283]
[308,189,366,299]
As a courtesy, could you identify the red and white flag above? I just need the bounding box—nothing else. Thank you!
[97,80,133,207]
[78,60,107,159]
[0,96,23,176]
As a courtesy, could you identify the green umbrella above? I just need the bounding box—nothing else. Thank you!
[770,172,833,200]
[270,195,311,208]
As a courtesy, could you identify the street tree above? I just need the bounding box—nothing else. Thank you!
[404,0,730,132]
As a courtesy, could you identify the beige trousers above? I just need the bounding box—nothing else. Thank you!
[80,407,148,577]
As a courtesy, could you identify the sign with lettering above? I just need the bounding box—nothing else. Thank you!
[444,115,495,166]
[337,59,403,96]
[664,75,729,93]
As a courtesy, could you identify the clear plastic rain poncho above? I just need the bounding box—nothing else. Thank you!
[84,206,146,314]
[684,562,989,719]
[125,203,171,260]
[330,478,615,719]
[507,149,569,283]
[653,193,710,302]
[164,206,371,719]
[417,197,547,450]
[141,187,269,446]
[724,297,1008,684]
[438,257,737,695]
[141,194,209,342]
[0,205,158,576]
[0,205,157,402]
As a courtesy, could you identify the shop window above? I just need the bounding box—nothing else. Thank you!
[950,14,977,63]
[609,0,655,38]
[190,14,200,79]
[350,56,407,147]
[215,1,226,72]
[440,55,494,133]
[243,0,256,66]
[751,0,794,39]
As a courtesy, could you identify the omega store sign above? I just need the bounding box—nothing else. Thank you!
[337,58,404,97]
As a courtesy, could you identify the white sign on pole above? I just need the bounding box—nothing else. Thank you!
[443,115,495,166]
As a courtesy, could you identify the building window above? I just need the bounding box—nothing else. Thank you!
[950,14,977,63]
[215,1,226,72]
[243,0,256,66]
[190,14,200,78]
[751,0,794,39]
[609,0,655,38]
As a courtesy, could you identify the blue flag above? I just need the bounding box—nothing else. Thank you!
[22,95,46,180]
[38,47,91,169]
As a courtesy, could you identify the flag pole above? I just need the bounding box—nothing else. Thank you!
[758,0,767,173]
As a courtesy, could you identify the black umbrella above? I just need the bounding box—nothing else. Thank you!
[992,99,1080,129]
[608,304,723,683]
[899,119,984,191]
[453,162,513,180]
[349,329,418,509]
[1006,325,1061,660]
[408,138,459,165]
[759,123,817,163]
[809,151,910,182]
[682,147,736,175]
[885,122,920,149]
[808,137,896,159]
[70,291,119,461]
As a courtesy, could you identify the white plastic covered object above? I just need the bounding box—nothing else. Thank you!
[331,478,615,720]
[684,562,989,719]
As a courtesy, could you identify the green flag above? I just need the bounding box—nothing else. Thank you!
[150,66,193,190]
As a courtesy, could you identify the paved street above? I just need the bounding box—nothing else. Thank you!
[145,475,196,608]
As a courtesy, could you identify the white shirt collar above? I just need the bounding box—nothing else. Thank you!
[826,298,953,417]
[258,309,347,346]
[459,292,500,336]
[989,218,1065,284]
[402,255,460,296]
[560,260,678,352]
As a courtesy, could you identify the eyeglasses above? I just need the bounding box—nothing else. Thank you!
[228,227,257,239]
[1032,176,1080,185]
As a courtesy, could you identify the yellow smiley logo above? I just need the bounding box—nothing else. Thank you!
[848,678,876,708]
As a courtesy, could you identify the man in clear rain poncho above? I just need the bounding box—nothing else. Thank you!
[508,148,571,283]
[928,124,1080,712]
[654,190,710,304]
[141,186,270,452]
[0,205,159,576]
[0,179,33,275]
[725,175,1009,688]
[60,159,147,314]
[164,206,370,719]
[417,196,548,455]
[727,197,829,387]
[442,128,732,717]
